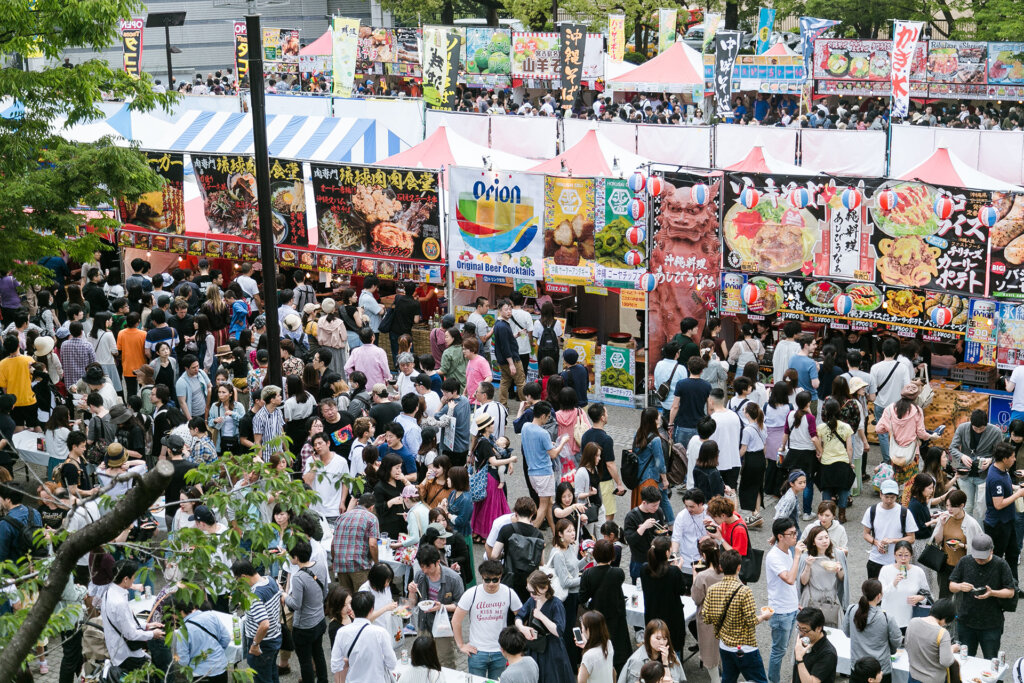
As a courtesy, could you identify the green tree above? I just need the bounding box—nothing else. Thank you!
[770,0,968,39]
[969,0,1024,40]
[0,0,175,288]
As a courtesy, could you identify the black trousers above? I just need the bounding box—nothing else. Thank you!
[292,618,329,683]
[58,628,83,683]
[721,467,740,490]
[866,559,885,580]
[985,520,1020,583]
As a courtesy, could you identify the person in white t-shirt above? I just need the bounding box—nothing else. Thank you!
[765,517,805,683]
[466,297,493,359]
[772,321,802,384]
[708,389,743,488]
[861,479,917,579]
[685,417,717,489]
[452,559,524,679]
[302,433,349,523]
[1006,364,1024,422]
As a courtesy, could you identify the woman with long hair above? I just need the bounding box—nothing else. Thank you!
[550,519,585,667]
[317,297,348,377]
[554,388,589,473]
[738,402,767,526]
[576,611,614,683]
[818,343,844,399]
[617,619,685,683]
[358,562,400,640]
[438,328,466,389]
[209,382,244,455]
[817,397,854,522]
[575,442,603,538]
[579,539,630,672]
[201,284,230,346]
[532,301,563,368]
[89,312,121,393]
[906,474,941,561]
[402,635,445,683]
[283,374,316,468]
[630,407,671,523]
[780,390,821,519]
[841,579,903,683]
[727,322,765,372]
[690,539,725,680]
[763,381,790,497]
[446,466,475,586]
[374,454,409,538]
[798,524,849,626]
[418,425,439,468]
[539,356,558,401]
[875,384,939,488]
[326,585,354,645]
[149,341,179,390]
[302,363,321,401]
[193,313,216,375]
[35,290,57,336]
[833,375,868,496]
[919,447,956,503]
[470,413,515,538]
[418,454,450,509]
[641,537,687,656]
[742,361,768,407]
[703,317,729,360]
[698,340,727,392]
[63,283,87,319]
[514,571,574,683]
[693,440,725,502]
[338,289,364,352]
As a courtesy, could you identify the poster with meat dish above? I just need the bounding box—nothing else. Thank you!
[358,27,397,63]
[647,171,722,384]
[927,41,987,85]
[118,151,185,234]
[989,193,1024,299]
[543,176,595,283]
[310,163,442,263]
[869,181,989,297]
[812,38,926,96]
[394,27,420,64]
[987,43,1024,85]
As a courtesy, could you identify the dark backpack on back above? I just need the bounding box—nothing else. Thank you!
[868,503,907,537]
[4,512,47,560]
[620,447,641,490]
[503,524,545,578]
[538,323,559,356]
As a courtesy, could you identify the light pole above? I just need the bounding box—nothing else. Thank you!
[146,12,187,89]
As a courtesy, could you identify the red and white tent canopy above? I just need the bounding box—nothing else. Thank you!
[300,30,332,56]
[378,125,533,171]
[726,146,816,176]
[762,42,797,57]
[529,129,648,177]
[608,41,704,93]
[896,147,1024,192]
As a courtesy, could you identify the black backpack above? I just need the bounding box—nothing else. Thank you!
[868,503,908,538]
[538,323,559,356]
[4,512,47,560]
[502,524,545,578]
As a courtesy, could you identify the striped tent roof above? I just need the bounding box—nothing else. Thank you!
[164,110,408,163]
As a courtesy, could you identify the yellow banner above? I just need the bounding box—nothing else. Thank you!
[621,289,646,309]
[608,14,625,63]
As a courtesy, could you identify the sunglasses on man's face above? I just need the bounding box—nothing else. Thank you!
[482,576,501,584]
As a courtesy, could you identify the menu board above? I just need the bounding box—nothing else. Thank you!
[996,301,1024,369]
[543,176,595,283]
[927,41,987,84]
[512,33,560,80]
[192,154,306,246]
[310,163,442,263]
[357,27,397,62]
[987,43,1024,85]
[594,177,643,288]
[990,193,1024,299]
[118,151,185,234]
[464,28,512,84]
[262,28,300,91]
[812,39,926,96]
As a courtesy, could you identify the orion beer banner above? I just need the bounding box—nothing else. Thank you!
[120,19,144,77]
[891,21,923,118]
[714,31,742,117]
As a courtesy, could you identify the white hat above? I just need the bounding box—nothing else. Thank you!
[283,314,302,332]
[321,297,337,314]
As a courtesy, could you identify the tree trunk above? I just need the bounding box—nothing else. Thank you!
[552,0,559,29]
[441,0,454,26]
[0,461,174,683]
[724,0,739,30]
[634,16,642,55]
[487,6,499,27]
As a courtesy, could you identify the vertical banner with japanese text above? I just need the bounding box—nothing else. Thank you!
[891,21,924,118]
[608,15,625,63]
[657,9,677,53]
[701,13,721,53]
[332,17,360,97]
[233,21,249,83]
[422,27,460,110]
[559,24,585,104]
[755,8,775,55]
[119,19,143,77]
[714,31,742,118]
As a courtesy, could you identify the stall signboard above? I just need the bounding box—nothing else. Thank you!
[721,272,747,315]
[332,17,360,97]
[594,177,643,288]
[599,344,635,406]
[564,337,597,396]
[395,27,420,64]
[233,21,249,81]
[990,193,1024,299]
[966,298,998,365]
[819,199,876,280]
[890,21,923,118]
[357,27,397,62]
[620,289,646,309]
[648,172,722,374]
[263,28,300,92]
[299,55,333,93]
[703,54,805,93]
[448,168,544,281]
[813,38,927,96]
[987,42,1024,98]
[310,163,441,263]
[422,27,461,110]
[464,28,512,85]
[713,31,742,118]
[927,41,987,85]
[119,19,143,77]
[996,301,1024,369]
[512,33,560,80]
[559,24,586,104]
[544,176,596,284]
[118,151,185,234]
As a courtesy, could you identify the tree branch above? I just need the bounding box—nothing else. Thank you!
[0,460,173,682]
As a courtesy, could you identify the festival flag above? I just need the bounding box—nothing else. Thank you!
[559,24,586,104]
[233,21,249,82]
[798,17,840,74]
[701,13,721,53]
[120,18,144,77]
[332,17,359,97]
[422,27,461,110]
[890,21,924,118]
[608,14,625,63]
[714,30,742,118]
[755,8,775,55]
[657,9,678,53]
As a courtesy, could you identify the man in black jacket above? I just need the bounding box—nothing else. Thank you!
[493,299,524,408]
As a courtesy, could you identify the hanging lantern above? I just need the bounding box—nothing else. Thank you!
[978,204,999,228]
[930,306,953,327]
[789,187,812,210]
[630,198,646,220]
[841,187,863,211]
[690,182,711,206]
[833,294,854,316]
[639,272,657,292]
[627,171,646,194]
[625,225,646,246]
[739,187,760,209]
[647,176,664,196]
[624,249,644,267]
[934,195,954,221]
[876,188,899,212]
[741,283,760,306]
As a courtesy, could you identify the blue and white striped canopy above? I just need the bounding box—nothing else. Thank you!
[164,110,408,163]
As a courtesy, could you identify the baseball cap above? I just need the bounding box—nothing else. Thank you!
[193,505,216,526]
[880,480,900,495]
[970,533,994,560]
[162,434,186,454]
[372,383,389,398]
[427,522,452,539]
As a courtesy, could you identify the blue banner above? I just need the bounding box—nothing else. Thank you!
[799,17,840,74]
[756,8,775,55]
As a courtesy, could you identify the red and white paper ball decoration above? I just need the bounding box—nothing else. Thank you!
[934,195,954,221]
[690,183,711,206]
[739,187,760,209]
[876,188,899,212]
[841,187,862,211]
[625,225,646,246]
[647,175,663,196]
[833,294,854,316]
[789,187,812,210]
[639,273,657,292]
[741,283,760,307]
[978,204,999,228]
[624,249,644,267]
[627,171,646,194]
[630,198,646,220]
[930,306,953,327]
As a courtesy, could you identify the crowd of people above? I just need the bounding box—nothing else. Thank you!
[0,251,1022,683]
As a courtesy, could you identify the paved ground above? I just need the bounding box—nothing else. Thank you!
[28,400,1024,681]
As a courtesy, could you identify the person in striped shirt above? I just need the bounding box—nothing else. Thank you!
[253,385,285,462]
[232,559,282,683]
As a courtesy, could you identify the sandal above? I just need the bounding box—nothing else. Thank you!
[745,514,763,528]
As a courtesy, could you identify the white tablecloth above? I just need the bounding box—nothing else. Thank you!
[394,663,489,683]
[131,596,243,663]
[622,583,697,630]
[13,431,57,468]
[826,627,1007,683]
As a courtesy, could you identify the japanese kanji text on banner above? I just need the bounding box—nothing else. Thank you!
[332,17,360,97]
[119,19,143,77]
[891,21,924,117]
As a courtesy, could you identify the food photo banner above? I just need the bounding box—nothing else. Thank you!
[544,176,596,284]
[118,151,184,234]
[310,163,442,263]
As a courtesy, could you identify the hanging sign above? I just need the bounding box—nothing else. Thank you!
[119,19,144,77]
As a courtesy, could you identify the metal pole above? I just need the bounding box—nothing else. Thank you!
[164,25,174,88]
[246,14,284,389]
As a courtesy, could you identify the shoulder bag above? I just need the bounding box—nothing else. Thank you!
[657,362,682,402]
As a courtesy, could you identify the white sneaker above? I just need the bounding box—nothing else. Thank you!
[800,513,814,521]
